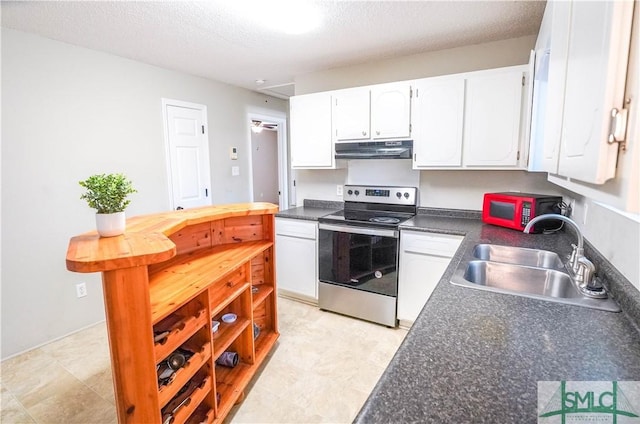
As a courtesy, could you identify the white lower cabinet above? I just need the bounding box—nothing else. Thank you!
[275,218,318,302]
[397,230,463,326]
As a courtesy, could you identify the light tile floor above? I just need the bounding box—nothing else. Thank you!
[0,297,407,424]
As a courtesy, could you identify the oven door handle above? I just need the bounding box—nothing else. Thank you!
[318,223,398,238]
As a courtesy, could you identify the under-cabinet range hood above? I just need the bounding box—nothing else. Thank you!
[335,140,413,160]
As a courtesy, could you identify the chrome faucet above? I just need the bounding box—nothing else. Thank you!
[523,214,606,298]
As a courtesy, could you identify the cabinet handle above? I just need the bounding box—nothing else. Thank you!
[362,131,367,136]
[376,130,380,136]
[607,107,628,146]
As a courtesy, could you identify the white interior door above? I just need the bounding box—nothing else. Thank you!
[163,100,212,210]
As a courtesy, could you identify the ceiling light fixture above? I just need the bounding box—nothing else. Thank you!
[251,120,264,133]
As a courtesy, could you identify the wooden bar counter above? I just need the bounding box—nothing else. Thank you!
[66,203,279,424]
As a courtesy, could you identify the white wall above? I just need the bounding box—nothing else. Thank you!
[251,129,279,204]
[419,171,564,210]
[295,35,536,94]
[0,29,286,359]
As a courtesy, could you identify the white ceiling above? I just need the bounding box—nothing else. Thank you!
[1,1,545,98]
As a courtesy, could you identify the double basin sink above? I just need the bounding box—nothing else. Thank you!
[450,244,620,312]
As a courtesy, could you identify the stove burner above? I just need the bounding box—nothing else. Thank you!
[369,217,400,224]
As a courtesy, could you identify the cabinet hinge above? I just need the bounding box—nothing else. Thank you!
[522,75,525,86]
[205,188,209,197]
[202,125,205,134]
[517,151,520,161]
[409,123,412,133]
[415,88,418,98]
[410,87,413,98]
[607,106,628,150]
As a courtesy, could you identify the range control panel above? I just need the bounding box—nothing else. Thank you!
[343,185,418,206]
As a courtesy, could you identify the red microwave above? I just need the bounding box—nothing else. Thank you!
[482,192,563,233]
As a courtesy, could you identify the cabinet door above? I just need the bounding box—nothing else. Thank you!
[397,252,451,323]
[275,219,318,300]
[371,82,412,139]
[539,0,572,174]
[290,92,334,168]
[333,87,370,141]
[397,231,462,324]
[556,0,633,184]
[412,76,465,167]
[463,68,524,167]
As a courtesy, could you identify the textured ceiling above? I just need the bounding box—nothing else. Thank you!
[1,1,545,98]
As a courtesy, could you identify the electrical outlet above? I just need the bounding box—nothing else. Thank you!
[566,197,575,218]
[76,282,87,298]
[336,185,343,196]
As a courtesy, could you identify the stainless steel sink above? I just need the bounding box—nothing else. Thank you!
[462,260,577,298]
[450,245,621,312]
[472,244,564,270]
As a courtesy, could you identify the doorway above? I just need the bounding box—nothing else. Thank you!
[162,99,212,210]
[247,112,289,210]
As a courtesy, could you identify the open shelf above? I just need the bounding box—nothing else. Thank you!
[212,317,251,359]
[154,307,207,363]
[251,284,273,308]
[254,330,279,365]
[186,404,215,424]
[210,283,250,319]
[214,362,255,419]
[149,241,273,324]
[162,373,212,424]
[158,343,211,408]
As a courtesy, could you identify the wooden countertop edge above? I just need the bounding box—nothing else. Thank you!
[66,203,278,273]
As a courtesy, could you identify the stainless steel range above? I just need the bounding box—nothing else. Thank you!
[318,185,418,327]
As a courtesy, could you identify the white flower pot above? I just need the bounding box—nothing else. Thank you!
[96,212,126,237]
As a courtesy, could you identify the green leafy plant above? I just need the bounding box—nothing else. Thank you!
[79,173,137,214]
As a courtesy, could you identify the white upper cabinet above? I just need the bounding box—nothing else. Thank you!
[412,76,465,167]
[370,82,412,139]
[535,0,633,184]
[333,82,411,141]
[333,87,371,141]
[463,67,525,168]
[555,0,633,184]
[537,1,571,173]
[411,66,526,170]
[290,92,335,169]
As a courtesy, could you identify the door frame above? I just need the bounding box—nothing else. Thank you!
[161,98,211,210]
[247,110,290,210]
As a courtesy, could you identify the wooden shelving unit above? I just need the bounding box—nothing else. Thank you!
[66,203,280,424]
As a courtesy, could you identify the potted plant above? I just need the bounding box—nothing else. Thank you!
[79,173,137,237]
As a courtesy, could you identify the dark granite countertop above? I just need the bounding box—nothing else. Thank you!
[275,200,342,221]
[355,213,640,423]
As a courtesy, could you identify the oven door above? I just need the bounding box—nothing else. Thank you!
[318,223,399,297]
